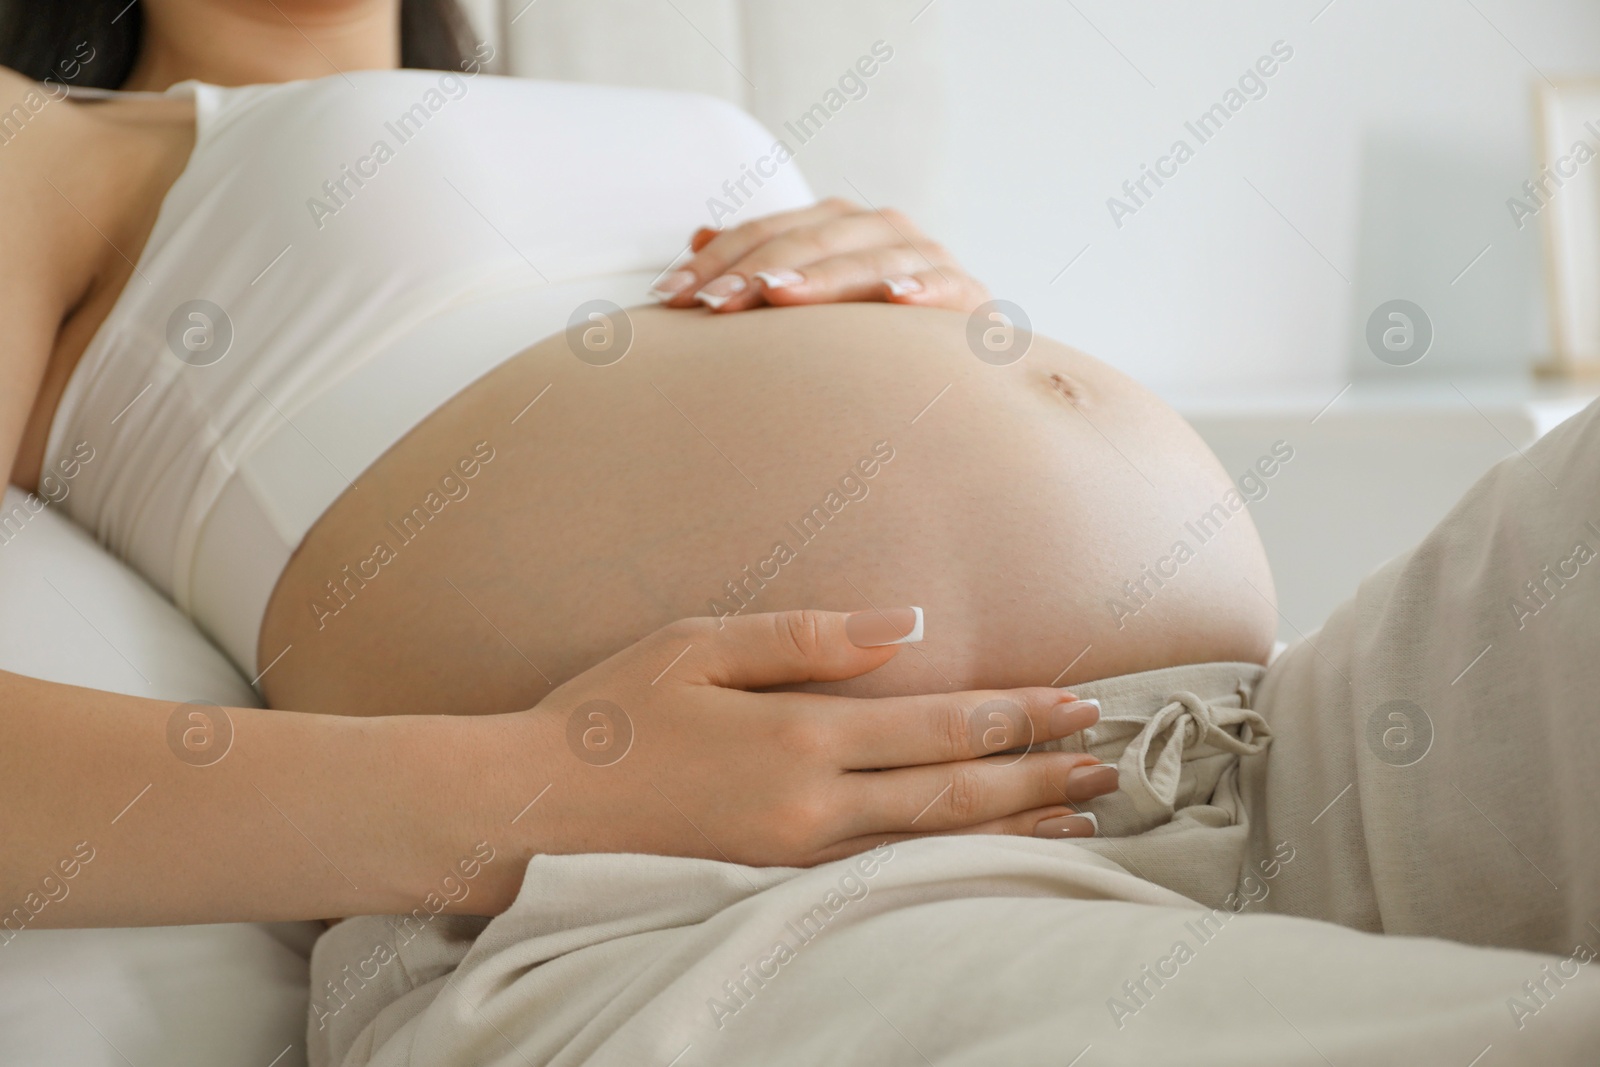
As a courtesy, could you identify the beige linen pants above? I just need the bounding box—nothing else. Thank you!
[1240,396,1600,956]
[1036,393,1600,1055]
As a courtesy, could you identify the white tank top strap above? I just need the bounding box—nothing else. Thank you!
[54,79,197,100]
[59,79,228,135]
[53,84,164,99]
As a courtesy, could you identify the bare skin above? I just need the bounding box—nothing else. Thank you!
[0,0,1270,930]
[261,302,1275,716]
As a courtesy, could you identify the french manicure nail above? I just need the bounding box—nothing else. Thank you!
[1063,763,1119,800]
[695,274,747,309]
[754,269,805,290]
[1034,812,1098,839]
[1049,699,1099,736]
[648,270,696,301]
[845,606,924,647]
[884,275,923,297]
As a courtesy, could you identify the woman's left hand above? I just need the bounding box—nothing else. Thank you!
[648,197,990,314]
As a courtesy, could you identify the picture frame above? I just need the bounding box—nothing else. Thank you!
[1533,78,1600,377]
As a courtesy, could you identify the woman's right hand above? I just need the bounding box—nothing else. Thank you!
[512,609,1117,867]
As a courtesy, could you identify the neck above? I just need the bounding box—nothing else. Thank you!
[123,0,400,90]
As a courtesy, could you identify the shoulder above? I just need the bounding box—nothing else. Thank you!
[0,64,94,192]
[0,66,122,295]
[0,69,69,221]
[0,63,40,96]
[0,65,82,142]
[0,66,110,337]
[0,60,141,143]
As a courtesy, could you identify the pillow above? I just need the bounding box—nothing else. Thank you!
[0,487,317,1067]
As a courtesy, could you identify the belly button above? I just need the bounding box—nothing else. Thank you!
[1045,372,1085,406]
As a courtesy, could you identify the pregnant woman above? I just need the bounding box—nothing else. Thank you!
[3,0,1275,923]
[4,2,1598,1063]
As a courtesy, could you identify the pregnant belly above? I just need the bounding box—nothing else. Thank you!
[259,303,1275,715]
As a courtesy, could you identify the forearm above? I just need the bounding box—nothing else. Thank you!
[1,669,539,928]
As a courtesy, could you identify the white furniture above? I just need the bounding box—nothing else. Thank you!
[1177,375,1599,639]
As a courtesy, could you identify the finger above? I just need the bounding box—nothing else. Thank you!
[690,226,719,253]
[881,269,992,313]
[701,212,928,312]
[654,606,924,690]
[847,751,1119,836]
[810,804,1096,864]
[753,247,960,308]
[652,199,857,307]
[833,688,1099,769]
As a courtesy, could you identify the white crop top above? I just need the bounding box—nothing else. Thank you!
[43,70,813,677]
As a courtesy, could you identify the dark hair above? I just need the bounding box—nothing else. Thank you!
[0,0,473,89]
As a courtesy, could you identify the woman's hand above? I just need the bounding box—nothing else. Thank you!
[514,609,1115,868]
[647,198,991,315]
[0,608,1110,927]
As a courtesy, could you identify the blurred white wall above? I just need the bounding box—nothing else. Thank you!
[920,0,1600,395]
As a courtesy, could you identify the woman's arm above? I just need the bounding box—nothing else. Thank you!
[2,668,516,926]
[3,610,1113,929]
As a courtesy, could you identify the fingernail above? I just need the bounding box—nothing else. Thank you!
[695,274,747,309]
[1049,699,1100,736]
[754,269,805,290]
[1063,763,1119,801]
[884,275,923,297]
[648,270,696,301]
[845,606,924,647]
[1034,812,1098,839]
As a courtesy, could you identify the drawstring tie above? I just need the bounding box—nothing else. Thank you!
[1112,690,1272,819]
